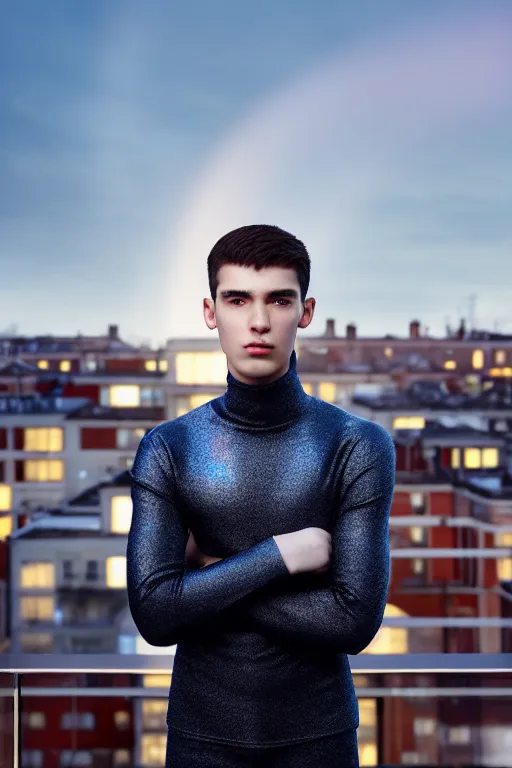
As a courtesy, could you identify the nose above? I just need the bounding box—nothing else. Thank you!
[249,310,271,334]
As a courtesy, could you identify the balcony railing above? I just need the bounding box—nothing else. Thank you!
[1,652,512,767]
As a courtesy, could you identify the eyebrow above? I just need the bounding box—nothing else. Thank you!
[220,289,299,300]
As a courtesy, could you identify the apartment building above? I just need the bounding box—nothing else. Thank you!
[1,319,512,765]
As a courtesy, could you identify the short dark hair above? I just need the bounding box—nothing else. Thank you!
[207,224,310,303]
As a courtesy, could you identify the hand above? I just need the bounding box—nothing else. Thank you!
[273,527,332,575]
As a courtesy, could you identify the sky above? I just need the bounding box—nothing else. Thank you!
[1,1,511,348]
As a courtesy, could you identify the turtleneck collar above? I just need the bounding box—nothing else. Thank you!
[210,349,310,430]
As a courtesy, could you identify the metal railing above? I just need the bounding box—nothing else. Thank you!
[1,652,512,767]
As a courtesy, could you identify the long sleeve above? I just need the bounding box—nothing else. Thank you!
[228,422,396,655]
[126,430,290,647]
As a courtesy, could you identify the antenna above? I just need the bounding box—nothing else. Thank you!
[467,293,477,332]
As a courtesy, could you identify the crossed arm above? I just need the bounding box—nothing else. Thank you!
[126,431,290,647]
[188,424,396,654]
[127,423,395,655]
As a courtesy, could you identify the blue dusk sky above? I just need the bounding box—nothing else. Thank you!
[1,1,511,348]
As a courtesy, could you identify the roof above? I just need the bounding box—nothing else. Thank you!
[65,403,166,421]
[352,387,512,411]
[454,472,512,499]
[0,395,90,415]
[0,360,38,377]
[395,469,453,485]
[67,470,132,508]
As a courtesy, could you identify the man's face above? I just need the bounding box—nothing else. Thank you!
[203,264,315,385]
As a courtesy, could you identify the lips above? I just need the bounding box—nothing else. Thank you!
[245,343,273,348]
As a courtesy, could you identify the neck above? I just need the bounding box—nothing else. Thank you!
[210,349,310,430]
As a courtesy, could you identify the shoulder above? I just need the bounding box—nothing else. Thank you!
[311,398,392,440]
[143,402,208,445]
[310,398,395,461]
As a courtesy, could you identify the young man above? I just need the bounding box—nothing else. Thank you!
[127,224,396,767]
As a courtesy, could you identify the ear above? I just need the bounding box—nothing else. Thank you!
[203,298,217,330]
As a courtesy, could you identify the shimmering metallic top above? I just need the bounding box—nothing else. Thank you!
[127,349,396,747]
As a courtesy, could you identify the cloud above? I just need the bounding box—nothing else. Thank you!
[165,6,512,337]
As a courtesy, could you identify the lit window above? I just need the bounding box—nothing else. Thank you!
[318,382,336,402]
[116,428,145,449]
[358,699,376,727]
[24,427,63,452]
[448,726,471,744]
[393,417,425,430]
[472,350,484,369]
[0,485,12,511]
[24,460,64,481]
[20,633,53,653]
[412,558,424,574]
[497,558,512,580]
[59,360,71,372]
[142,699,167,729]
[0,515,12,539]
[414,717,436,736]
[410,527,425,543]
[175,351,227,384]
[300,381,313,395]
[158,359,168,372]
[37,360,48,369]
[143,674,171,687]
[363,603,409,654]
[189,393,217,409]
[451,448,460,468]
[20,563,55,588]
[141,734,167,765]
[111,496,132,534]
[20,596,54,621]
[109,385,140,407]
[495,350,506,365]
[481,447,499,468]
[384,347,393,358]
[113,751,131,766]
[464,448,481,469]
[106,556,126,588]
[144,360,157,371]
[444,360,456,370]
[410,492,425,512]
[495,532,512,581]
[27,712,46,729]
[175,394,218,416]
[114,711,131,730]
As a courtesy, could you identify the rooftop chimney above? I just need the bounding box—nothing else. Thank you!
[346,323,357,340]
[456,318,466,340]
[409,320,420,339]
[324,318,336,338]
[108,324,119,340]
